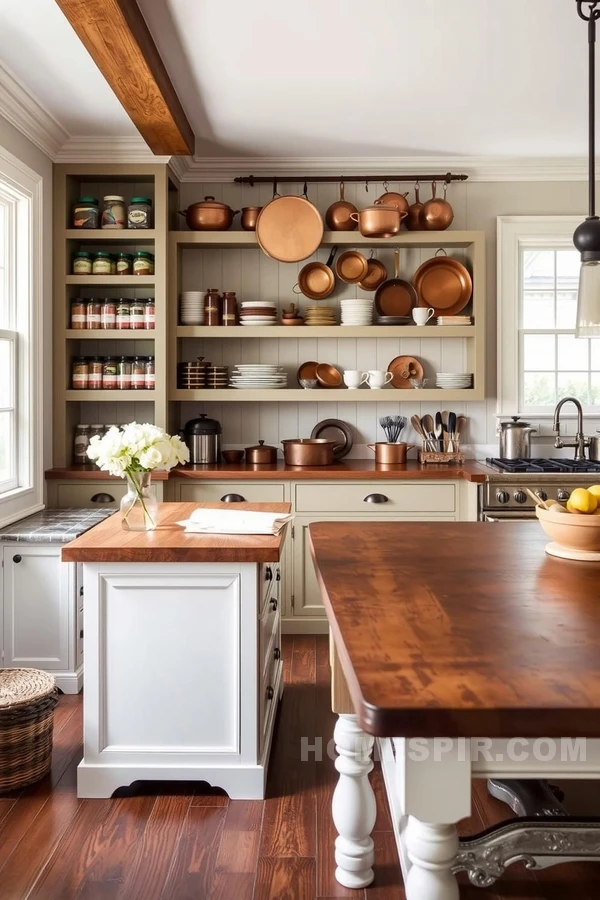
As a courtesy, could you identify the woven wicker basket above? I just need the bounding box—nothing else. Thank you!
[0,668,58,792]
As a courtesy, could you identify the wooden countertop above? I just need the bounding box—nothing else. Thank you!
[309,521,600,739]
[62,502,290,564]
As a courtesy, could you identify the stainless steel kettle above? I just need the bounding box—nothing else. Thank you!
[497,417,537,459]
[183,413,222,464]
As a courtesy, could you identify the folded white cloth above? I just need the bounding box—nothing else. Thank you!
[177,508,293,535]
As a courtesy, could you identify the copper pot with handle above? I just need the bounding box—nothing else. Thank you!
[350,205,405,238]
[406,182,424,231]
[240,206,262,231]
[419,182,454,231]
[367,442,415,464]
[325,183,358,231]
[179,196,239,231]
[374,182,410,217]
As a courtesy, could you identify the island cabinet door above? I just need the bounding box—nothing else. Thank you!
[2,545,73,670]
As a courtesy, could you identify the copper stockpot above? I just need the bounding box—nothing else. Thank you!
[406,183,424,231]
[325,183,358,231]
[282,438,336,466]
[367,442,415,464]
[350,205,405,238]
[240,206,262,231]
[419,182,454,231]
[244,439,278,464]
[179,196,239,231]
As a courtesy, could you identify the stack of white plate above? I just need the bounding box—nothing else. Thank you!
[435,373,473,389]
[180,291,205,325]
[230,364,288,389]
[340,299,374,326]
[437,315,472,326]
[239,301,277,326]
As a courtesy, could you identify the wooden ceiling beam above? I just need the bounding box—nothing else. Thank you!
[55,0,194,155]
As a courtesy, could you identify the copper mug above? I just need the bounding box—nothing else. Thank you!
[367,442,415,465]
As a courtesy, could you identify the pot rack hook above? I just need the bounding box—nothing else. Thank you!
[272,178,279,198]
[383,180,390,191]
[365,179,369,193]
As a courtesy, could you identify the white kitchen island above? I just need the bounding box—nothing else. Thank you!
[62,501,288,800]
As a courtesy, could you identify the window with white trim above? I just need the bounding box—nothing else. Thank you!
[497,216,600,417]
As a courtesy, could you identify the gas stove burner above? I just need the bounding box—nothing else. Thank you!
[486,457,600,474]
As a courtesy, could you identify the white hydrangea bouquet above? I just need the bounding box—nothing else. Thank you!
[87,423,189,531]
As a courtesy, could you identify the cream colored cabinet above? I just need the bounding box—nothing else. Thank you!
[175,481,287,504]
[47,481,162,509]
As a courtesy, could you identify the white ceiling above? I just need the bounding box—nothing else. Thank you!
[0,0,595,159]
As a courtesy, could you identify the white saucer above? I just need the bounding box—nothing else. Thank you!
[545,542,600,561]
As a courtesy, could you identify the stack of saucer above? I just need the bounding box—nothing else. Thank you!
[435,372,473,389]
[205,365,229,389]
[437,315,472,326]
[178,358,210,389]
[304,305,337,326]
[239,301,277,326]
[340,298,374,326]
[180,291,205,325]
[230,365,287,390]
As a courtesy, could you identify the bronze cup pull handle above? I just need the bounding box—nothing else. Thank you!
[364,493,389,503]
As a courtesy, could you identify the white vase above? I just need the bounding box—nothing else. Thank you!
[120,472,158,531]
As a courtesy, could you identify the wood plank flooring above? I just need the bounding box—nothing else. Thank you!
[1,635,600,899]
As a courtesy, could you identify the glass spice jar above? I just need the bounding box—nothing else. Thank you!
[72,197,99,229]
[130,299,145,330]
[73,424,91,464]
[222,291,238,326]
[204,289,221,326]
[145,356,155,390]
[118,356,132,390]
[116,252,133,275]
[71,298,87,329]
[133,251,154,276]
[72,357,89,390]
[116,300,130,329]
[101,298,116,329]
[102,356,118,389]
[131,356,146,389]
[86,300,102,329]
[144,298,155,329]
[101,195,126,229]
[92,251,112,275]
[73,251,93,275]
[127,197,153,229]
[88,357,103,390]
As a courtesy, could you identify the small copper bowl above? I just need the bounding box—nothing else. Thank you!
[316,363,342,388]
[222,449,245,464]
[241,207,262,231]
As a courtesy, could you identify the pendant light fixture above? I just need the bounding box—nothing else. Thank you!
[575,1,600,336]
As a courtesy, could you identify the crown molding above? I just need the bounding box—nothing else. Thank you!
[55,135,170,163]
[0,62,68,159]
[167,155,192,182]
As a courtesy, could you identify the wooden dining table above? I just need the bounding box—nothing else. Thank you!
[309,520,600,899]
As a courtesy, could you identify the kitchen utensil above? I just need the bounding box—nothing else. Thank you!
[536,506,600,553]
[349,205,405,238]
[497,417,537,459]
[299,378,318,389]
[245,440,278,464]
[343,370,363,390]
[325,183,358,231]
[296,246,338,300]
[362,370,394,389]
[456,415,467,442]
[435,412,444,451]
[448,411,457,451]
[240,207,262,230]
[255,191,323,262]
[335,250,369,284]
[387,355,424,389]
[297,361,319,383]
[179,197,239,231]
[281,438,336,467]
[222,449,245,464]
[413,250,472,316]
[379,415,406,443]
[358,252,388,291]
[421,414,436,451]
[374,184,410,217]
[590,433,600,461]
[310,419,353,460]
[411,414,426,442]
[367,442,414,465]
[316,363,342,388]
[406,183,424,231]
[419,182,454,231]
[412,307,435,326]
[374,249,417,316]
[183,413,222,464]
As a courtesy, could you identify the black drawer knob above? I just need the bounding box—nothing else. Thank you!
[273,647,281,660]
[265,566,273,581]
[266,685,274,700]
[90,493,115,504]
[12,554,21,563]
[275,569,281,582]
[363,493,389,503]
[270,598,278,612]
[220,493,246,502]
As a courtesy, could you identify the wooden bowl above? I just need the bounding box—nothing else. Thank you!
[316,363,342,388]
[536,506,600,552]
[222,449,244,464]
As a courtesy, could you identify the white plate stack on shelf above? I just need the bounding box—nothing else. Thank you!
[435,373,473,389]
[239,301,277,326]
[436,315,472,326]
[180,291,205,325]
[340,298,374,326]
[230,365,288,389]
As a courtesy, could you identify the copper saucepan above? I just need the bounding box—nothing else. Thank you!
[281,438,337,466]
[358,251,387,291]
[350,205,406,238]
[295,246,338,300]
[179,196,239,231]
[419,182,454,231]
[367,442,415,465]
[240,207,262,230]
[406,183,424,231]
[325,183,358,231]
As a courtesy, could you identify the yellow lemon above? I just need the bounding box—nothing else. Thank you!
[568,487,598,514]
[588,485,600,501]
[566,499,582,514]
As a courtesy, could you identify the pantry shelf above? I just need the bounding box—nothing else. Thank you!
[170,388,482,402]
[66,275,156,286]
[66,330,156,340]
[65,390,156,402]
[176,325,476,339]
[65,230,156,241]
[171,229,481,250]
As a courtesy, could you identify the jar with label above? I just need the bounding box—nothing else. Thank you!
[70,298,87,329]
[73,252,93,275]
[222,291,238,326]
[73,424,91,464]
[145,356,155,390]
[72,198,99,229]
[133,251,154,276]
[116,252,133,275]
[102,357,118,389]
[130,299,145,330]
[118,356,132,390]
[72,357,89,390]
[92,251,112,275]
[131,356,147,389]
[101,195,126,229]
[116,300,130,329]
[88,357,103,390]
[101,298,116,329]
[127,197,153,229]
[144,298,155,329]
[204,289,221,326]
[86,300,102,329]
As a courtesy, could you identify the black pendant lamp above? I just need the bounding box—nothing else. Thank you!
[575,1,600,336]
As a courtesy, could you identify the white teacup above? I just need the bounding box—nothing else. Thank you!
[412,307,435,326]
[343,370,363,390]
[361,370,394,389]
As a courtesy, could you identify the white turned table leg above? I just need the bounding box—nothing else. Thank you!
[332,713,377,889]
[405,818,459,900]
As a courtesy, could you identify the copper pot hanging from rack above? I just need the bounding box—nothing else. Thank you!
[419,182,454,231]
[325,182,358,231]
[406,182,424,231]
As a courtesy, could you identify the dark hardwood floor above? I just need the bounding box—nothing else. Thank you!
[1,635,600,899]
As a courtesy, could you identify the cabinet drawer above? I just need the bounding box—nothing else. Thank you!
[56,483,127,508]
[178,482,285,504]
[294,482,456,514]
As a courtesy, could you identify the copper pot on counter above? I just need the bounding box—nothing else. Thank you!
[245,439,278,464]
[240,206,262,231]
[350,205,406,238]
[179,196,239,231]
[367,442,415,465]
[281,438,337,466]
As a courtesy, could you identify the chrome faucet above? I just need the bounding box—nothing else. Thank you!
[553,396,589,461]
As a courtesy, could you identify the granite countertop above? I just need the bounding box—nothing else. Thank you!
[0,508,115,543]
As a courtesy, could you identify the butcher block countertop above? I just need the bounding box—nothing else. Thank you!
[62,502,290,564]
[310,521,600,739]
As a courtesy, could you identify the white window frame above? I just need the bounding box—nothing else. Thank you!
[0,144,43,525]
[497,215,595,419]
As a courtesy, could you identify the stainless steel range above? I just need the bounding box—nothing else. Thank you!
[480,457,600,521]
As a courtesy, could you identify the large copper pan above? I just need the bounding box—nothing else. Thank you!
[295,246,338,300]
[256,192,324,262]
[419,182,454,231]
[374,249,417,316]
[413,249,472,315]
